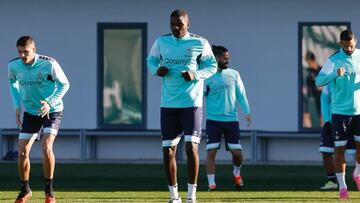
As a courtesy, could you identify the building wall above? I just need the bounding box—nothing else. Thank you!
[0,0,359,162]
[1,0,359,131]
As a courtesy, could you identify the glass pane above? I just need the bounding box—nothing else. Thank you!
[103,29,142,125]
[301,24,348,129]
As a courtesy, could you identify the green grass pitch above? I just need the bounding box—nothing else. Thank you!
[1,163,360,202]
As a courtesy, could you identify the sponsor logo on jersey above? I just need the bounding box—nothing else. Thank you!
[19,72,45,86]
[162,57,191,65]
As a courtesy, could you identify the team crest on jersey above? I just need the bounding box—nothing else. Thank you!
[36,72,45,82]
[184,48,195,57]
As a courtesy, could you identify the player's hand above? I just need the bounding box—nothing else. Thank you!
[40,100,50,119]
[337,67,345,76]
[245,115,252,127]
[157,66,169,77]
[181,71,195,81]
[15,108,22,129]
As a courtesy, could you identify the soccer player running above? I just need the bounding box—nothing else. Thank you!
[319,84,356,190]
[147,10,217,203]
[204,45,251,191]
[315,29,360,199]
[8,36,70,203]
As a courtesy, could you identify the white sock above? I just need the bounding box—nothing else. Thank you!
[336,173,347,190]
[233,165,242,177]
[207,174,216,186]
[187,183,197,200]
[168,184,179,199]
[354,162,360,177]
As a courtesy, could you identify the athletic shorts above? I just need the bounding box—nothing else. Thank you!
[332,114,360,147]
[319,121,355,154]
[161,107,202,147]
[19,111,63,140]
[206,119,242,151]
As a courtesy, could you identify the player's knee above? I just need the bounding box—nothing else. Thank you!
[163,146,176,158]
[185,143,198,156]
[207,149,217,158]
[42,144,53,155]
[18,150,30,160]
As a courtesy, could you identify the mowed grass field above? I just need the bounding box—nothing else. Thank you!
[1,163,360,202]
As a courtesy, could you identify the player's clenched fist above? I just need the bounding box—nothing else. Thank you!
[337,67,345,76]
[181,71,195,81]
[157,66,169,77]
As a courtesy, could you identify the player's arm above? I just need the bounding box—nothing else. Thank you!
[235,72,251,126]
[320,85,331,123]
[190,40,217,80]
[44,60,70,107]
[147,39,168,76]
[315,59,337,87]
[8,65,22,128]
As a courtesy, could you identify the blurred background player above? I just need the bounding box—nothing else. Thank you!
[147,10,217,203]
[8,36,70,203]
[303,51,322,127]
[205,45,252,191]
[319,84,337,190]
[316,29,360,199]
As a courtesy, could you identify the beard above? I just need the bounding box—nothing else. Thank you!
[218,63,228,69]
[343,48,354,55]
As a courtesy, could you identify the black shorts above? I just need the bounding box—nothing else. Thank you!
[19,111,63,140]
[206,119,241,151]
[332,114,360,147]
[160,107,202,147]
[319,121,355,154]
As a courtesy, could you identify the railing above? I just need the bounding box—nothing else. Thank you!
[0,129,320,163]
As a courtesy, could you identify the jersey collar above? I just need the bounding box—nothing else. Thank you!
[172,32,190,41]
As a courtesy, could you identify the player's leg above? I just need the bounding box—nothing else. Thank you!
[224,121,243,190]
[182,107,202,202]
[351,115,360,191]
[319,121,337,189]
[41,111,63,203]
[321,153,337,188]
[332,114,349,199]
[205,120,221,191]
[161,108,182,202]
[15,112,42,203]
[206,149,218,191]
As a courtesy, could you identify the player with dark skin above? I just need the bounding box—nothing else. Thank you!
[158,11,199,191]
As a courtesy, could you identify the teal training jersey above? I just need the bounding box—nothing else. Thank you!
[205,68,250,122]
[320,84,331,123]
[8,53,70,115]
[316,48,360,115]
[147,32,217,108]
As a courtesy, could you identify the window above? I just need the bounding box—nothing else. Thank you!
[298,22,350,131]
[98,23,147,129]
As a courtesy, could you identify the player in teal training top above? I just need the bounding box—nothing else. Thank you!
[8,36,69,203]
[204,45,251,191]
[315,29,360,199]
[147,10,217,203]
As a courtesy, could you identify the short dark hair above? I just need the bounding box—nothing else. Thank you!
[170,9,188,18]
[212,45,228,57]
[305,51,316,61]
[16,36,35,47]
[340,29,354,41]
